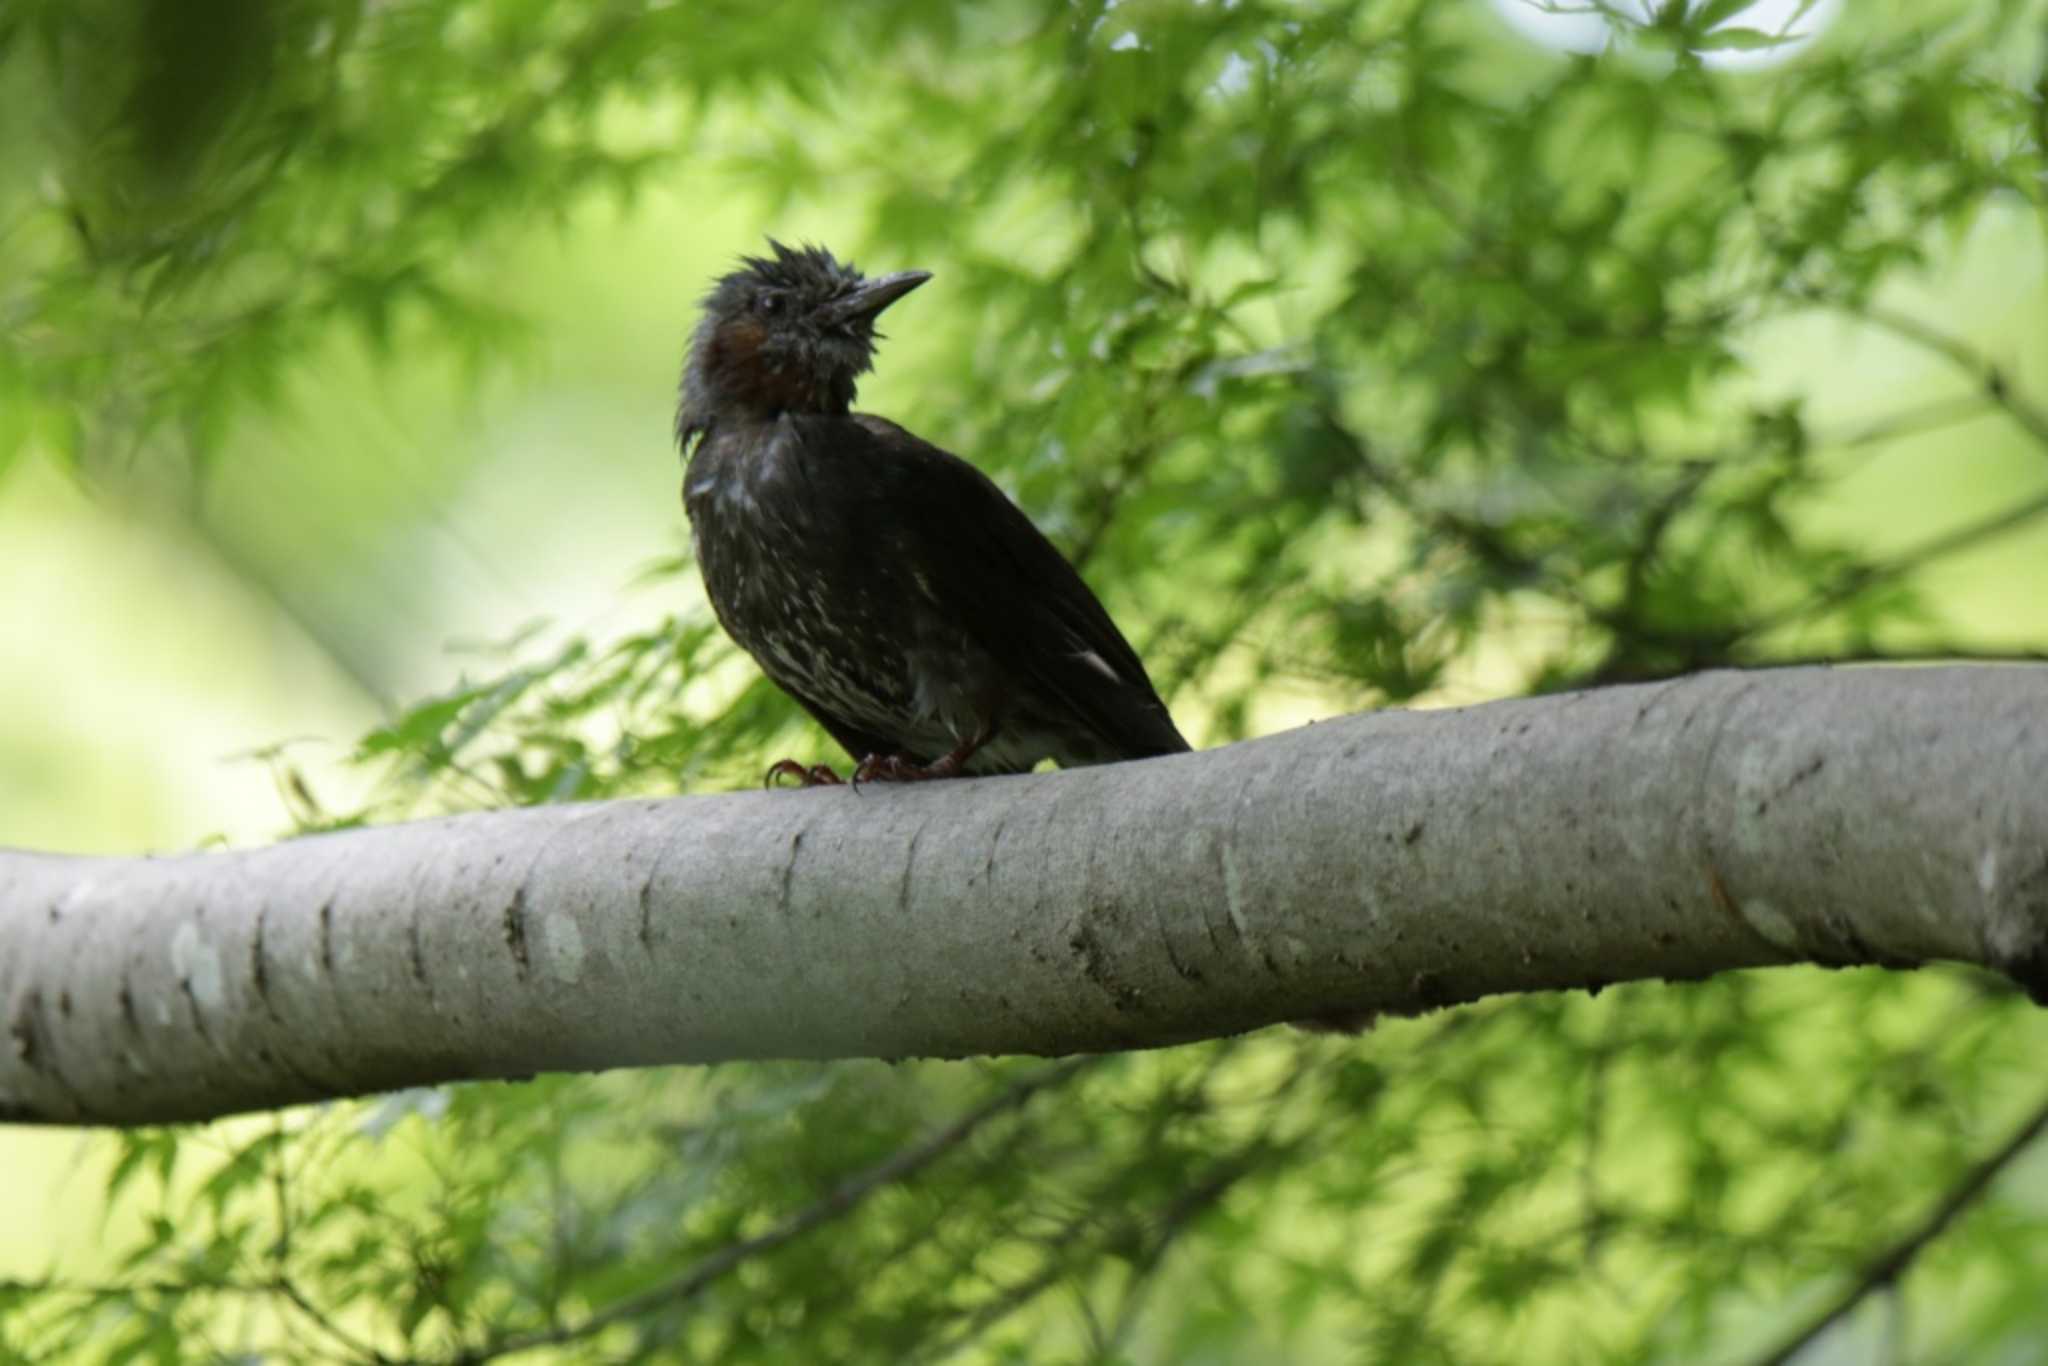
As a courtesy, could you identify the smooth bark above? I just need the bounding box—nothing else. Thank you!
[3,665,2043,1126]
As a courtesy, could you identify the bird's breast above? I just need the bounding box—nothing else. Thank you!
[684,420,936,731]
[685,419,804,522]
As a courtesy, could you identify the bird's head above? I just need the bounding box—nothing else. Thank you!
[677,240,930,444]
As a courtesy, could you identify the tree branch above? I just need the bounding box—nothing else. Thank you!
[1847,304,2048,455]
[1749,1087,2048,1366]
[459,1058,1093,1363]
[4,665,2048,1127]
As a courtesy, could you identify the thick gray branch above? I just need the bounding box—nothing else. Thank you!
[3,666,2044,1126]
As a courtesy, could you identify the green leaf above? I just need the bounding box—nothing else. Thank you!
[1691,25,1792,50]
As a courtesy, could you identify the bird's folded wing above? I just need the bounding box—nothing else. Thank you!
[847,415,1189,759]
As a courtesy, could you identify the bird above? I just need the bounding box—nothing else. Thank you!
[675,240,1190,786]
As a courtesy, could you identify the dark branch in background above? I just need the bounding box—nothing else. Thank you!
[1061,255,1239,576]
[453,1059,1096,1365]
[1334,155,2048,692]
[911,1140,1283,1366]
[1750,1088,2048,1366]
[1616,459,1716,626]
[267,1118,399,1365]
[1301,390,1602,611]
[1755,646,2048,669]
[1692,298,2048,658]
[919,1047,1339,1363]
[1830,392,2002,457]
[1064,428,1167,575]
[1848,303,2048,453]
[1742,486,2048,647]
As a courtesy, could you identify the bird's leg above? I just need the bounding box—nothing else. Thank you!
[852,717,997,786]
[764,759,846,788]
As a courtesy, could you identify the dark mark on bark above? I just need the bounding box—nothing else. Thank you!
[1068,921,1143,1013]
[638,834,681,949]
[57,990,72,1017]
[1776,754,1826,800]
[504,885,531,976]
[407,910,431,993]
[118,974,141,1037]
[178,971,214,1051]
[8,990,39,1065]
[251,903,278,1019]
[1410,970,1449,1009]
[1197,900,1227,959]
[1997,939,2048,1005]
[1829,912,1871,964]
[780,828,804,916]
[11,989,95,1116]
[1404,820,1425,846]
[318,899,337,977]
[984,816,1007,887]
[1705,864,1741,924]
[897,824,923,916]
[266,1041,346,1101]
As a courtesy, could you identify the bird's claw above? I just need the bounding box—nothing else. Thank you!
[764,759,845,788]
[762,754,956,791]
[852,753,914,786]
[849,751,971,788]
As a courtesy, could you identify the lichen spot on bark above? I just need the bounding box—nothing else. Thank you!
[1737,895,1801,953]
[171,921,225,1010]
[540,912,586,983]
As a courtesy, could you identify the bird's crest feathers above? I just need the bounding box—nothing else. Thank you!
[728,239,862,294]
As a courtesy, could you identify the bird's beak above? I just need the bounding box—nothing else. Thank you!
[831,269,932,324]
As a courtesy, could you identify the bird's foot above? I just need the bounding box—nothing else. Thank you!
[764,759,845,788]
[850,751,964,787]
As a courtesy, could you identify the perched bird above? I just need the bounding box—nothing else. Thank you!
[676,240,1189,785]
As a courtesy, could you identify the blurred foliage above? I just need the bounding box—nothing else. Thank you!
[6,0,2048,1361]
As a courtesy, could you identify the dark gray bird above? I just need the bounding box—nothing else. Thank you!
[676,240,1189,785]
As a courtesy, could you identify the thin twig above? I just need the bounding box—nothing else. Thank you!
[455,1058,1096,1364]
[1747,483,2048,639]
[276,1275,394,1366]
[266,1120,394,1364]
[1097,1145,1279,1360]
[1749,1088,2048,1366]
[1849,304,2048,454]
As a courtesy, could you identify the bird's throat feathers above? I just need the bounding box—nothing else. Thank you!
[677,315,868,450]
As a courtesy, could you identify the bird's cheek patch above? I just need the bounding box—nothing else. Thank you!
[710,318,766,370]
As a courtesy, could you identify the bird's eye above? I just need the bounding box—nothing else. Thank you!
[760,295,783,316]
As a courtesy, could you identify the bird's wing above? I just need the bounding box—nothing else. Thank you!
[841,415,1189,760]
[781,685,900,768]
